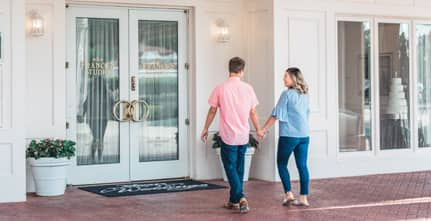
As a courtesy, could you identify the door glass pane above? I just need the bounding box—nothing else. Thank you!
[378,23,410,150]
[138,20,179,162]
[76,18,120,165]
[338,21,372,152]
[416,24,431,148]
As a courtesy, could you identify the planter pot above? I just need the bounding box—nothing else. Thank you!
[215,148,255,182]
[28,157,71,196]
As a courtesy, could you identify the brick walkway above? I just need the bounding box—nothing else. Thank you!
[2,171,431,221]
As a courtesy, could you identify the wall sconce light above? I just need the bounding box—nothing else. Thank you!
[30,11,44,37]
[216,19,230,43]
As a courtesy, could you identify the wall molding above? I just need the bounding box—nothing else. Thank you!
[25,0,66,138]
[0,143,13,176]
[0,64,3,128]
[286,10,327,119]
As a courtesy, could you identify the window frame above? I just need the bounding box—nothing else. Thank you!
[335,16,375,157]
[335,16,427,157]
[374,18,414,154]
[413,20,431,151]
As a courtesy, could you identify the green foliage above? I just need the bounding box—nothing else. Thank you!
[26,139,76,160]
[212,132,259,149]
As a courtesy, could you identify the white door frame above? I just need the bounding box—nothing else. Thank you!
[66,5,190,184]
[129,9,189,180]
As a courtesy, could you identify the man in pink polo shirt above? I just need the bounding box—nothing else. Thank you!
[201,57,262,214]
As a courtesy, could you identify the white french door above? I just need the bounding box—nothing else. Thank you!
[66,6,188,184]
[129,9,188,180]
[66,7,130,184]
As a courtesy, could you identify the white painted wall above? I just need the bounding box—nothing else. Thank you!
[26,0,66,139]
[24,0,249,191]
[273,0,431,180]
[0,0,27,202]
[25,0,66,193]
[244,0,277,182]
[20,0,431,199]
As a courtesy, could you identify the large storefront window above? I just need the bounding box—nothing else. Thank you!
[378,23,410,150]
[338,21,372,152]
[416,24,431,148]
[338,20,414,151]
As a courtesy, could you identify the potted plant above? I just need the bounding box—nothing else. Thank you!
[212,132,259,181]
[26,139,76,196]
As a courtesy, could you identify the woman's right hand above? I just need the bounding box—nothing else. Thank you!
[257,128,266,140]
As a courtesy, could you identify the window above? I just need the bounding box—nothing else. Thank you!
[378,23,410,150]
[416,24,431,148]
[75,18,121,165]
[338,21,372,152]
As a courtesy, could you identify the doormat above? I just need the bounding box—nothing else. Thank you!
[78,180,227,197]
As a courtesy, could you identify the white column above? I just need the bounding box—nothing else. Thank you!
[0,0,27,203]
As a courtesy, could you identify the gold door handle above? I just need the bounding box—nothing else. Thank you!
[112,100,132,122]
[130,100,150,122]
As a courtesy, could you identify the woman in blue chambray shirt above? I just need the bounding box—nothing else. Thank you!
[261,67,310,207]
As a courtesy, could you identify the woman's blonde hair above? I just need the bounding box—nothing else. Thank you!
[286,67,308,94]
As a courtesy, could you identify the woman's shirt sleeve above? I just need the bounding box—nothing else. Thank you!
[271,91,289,122]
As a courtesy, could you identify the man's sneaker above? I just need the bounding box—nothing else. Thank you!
[223,202,239,210]
[239,198,250,214]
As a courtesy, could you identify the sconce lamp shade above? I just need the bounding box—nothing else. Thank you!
[216,18,230,43]
[30,11,44,36]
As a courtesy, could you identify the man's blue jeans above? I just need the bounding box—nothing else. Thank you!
[220,140,248,204]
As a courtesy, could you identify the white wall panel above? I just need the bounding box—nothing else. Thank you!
[246,0,276,181]
[0,0,26,203]
[25,0,66,193]
[275,0,431,180]
[26,0,66,139]
[287,11,327,119]
[0,143,13,176]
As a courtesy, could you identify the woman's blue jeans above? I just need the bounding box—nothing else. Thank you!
[277,136,310,195]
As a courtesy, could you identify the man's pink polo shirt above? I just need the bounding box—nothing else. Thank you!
[208,77,259,145]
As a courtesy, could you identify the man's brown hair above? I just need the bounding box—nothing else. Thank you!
[229,57,245,74]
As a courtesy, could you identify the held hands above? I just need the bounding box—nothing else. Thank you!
[256,128,267,140]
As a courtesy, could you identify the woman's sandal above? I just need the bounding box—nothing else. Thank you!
[239,199,250,214]
[282,198,296,206]
[291,199,310,207]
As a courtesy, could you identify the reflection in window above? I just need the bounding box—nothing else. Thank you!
[75,18,120,165]
[138,20,179,162]
[338,21,372,152]
[417,24,431,148]
[379,23,410,150]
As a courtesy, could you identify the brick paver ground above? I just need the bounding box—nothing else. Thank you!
[2,171,431,221]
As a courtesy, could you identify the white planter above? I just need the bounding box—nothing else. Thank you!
[28,157,71,196]
[215,148,255,182]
